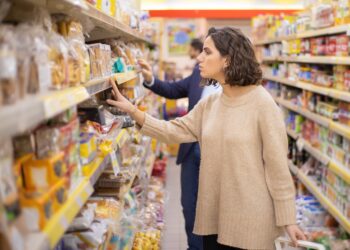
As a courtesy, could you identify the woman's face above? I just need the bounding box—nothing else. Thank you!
[197,36,226,82]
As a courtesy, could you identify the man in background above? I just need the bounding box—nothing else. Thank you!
[138,38,221,250]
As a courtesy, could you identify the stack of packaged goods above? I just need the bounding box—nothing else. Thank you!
[264,76,350,249]
[0,0,162,249]
[256,2,350,246]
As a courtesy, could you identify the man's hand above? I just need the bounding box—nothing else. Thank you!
[138,59,153,83]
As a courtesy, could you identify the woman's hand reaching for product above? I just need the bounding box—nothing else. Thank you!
[285,224,307,247]
[106,78,145,126]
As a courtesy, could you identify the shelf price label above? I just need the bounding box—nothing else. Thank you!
[110,151,120,176]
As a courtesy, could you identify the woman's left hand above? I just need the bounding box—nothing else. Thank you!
[285,224,307,247]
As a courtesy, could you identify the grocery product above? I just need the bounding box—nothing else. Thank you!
[79,132,97,166]
[0,26,18,106]
[22,152,67,190]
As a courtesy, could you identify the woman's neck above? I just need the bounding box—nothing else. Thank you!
[222,83,257,98]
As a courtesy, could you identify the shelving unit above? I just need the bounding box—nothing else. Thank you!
[288,161,350,233]
[22,127,142,250]
[262,55,350,65]
[1,1,162,249]
[0,72,138,140]
[285,127,350,184]
[275,97,350,139]
[264,75,350,102]
[10,0,155,45]
[255,24,350,46]
[286,127,299,140]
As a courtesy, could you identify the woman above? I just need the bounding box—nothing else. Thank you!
[107,27,306,250]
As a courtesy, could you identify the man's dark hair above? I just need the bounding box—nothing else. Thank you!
[190,38,203,52]
[204,27,262,86]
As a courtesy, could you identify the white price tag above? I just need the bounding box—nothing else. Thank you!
[60,217,69,229]
[110,151,120,176]
[296,139,304,152]
[76,196,83,207]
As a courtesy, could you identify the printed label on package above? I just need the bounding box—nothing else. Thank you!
[110,151,120,176]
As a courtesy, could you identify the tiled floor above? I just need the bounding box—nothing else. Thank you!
[162,157,188,250]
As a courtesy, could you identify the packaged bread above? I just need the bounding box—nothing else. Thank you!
[47,32,69,89]
[0,25,18,105]
[20,25,51,94]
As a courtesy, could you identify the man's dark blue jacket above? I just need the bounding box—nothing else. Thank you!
[143,64,203,165]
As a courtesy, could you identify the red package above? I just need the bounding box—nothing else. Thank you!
[336,34,349,56]
[344,69,350,91]
[326,36,336,56]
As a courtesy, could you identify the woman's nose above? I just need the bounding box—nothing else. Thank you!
[197,52,203,62]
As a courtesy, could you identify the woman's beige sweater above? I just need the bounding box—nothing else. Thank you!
[140,86,296,249]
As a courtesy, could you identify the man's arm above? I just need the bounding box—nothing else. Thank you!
[143,76,190,99]
[139,59,190,99]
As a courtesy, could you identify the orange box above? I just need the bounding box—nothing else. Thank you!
[23,152,67,190]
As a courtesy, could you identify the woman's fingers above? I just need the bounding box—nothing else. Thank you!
[296,228,307,241]
[289,232,298,247]
[109,78,121,97]
[106,99,120,107]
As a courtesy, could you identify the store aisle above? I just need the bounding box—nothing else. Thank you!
[162,157,188,250]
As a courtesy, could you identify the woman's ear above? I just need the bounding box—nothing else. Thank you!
[223,57,229,69]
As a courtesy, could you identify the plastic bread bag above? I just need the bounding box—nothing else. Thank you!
[66,40,81,87]
[67,203,96,232]
[65,220,109,249]
[46,31,69,89]
[26,25,51,94]
[14,24,36,98]
[0,25,18,106]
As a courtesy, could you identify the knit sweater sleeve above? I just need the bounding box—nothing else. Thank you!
[259,99,297,227]
[139,98,205,144]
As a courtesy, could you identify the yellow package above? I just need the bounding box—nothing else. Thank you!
[20,188,55,230]
[14,154,32,189]
[51,178,68,212]
[80,133,97,165]
[96,0,116,17]
[23,152,67,190]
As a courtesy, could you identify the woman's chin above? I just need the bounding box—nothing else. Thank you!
[200,72,208,78]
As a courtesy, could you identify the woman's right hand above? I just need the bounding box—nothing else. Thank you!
[106,78,136,114]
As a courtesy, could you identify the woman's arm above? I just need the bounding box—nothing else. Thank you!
[259,100,306,246]
[107,78,203,144]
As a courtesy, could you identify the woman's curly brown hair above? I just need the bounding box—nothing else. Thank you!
[203,27,262,86]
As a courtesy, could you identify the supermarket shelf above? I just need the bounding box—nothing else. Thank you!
[275,98,350,183]
[264,74,350,102]
[275,97,350,139]
[115,129,130,148]
[286,128,299,140]
[25,149,114,250]
[0,87,89,140]
[328,161,350,185]
[0,72,137,140]
[296,170,350,233]
[255,25,350,45]
[86,155,111,186]
[262,55,350,65]
[84,71,138,95]
[12,0,154,45]
[43,179,93,248]
[288,134,350,184]
[297,138,330,166]
[261,56,278,62]
[288,160,299,175]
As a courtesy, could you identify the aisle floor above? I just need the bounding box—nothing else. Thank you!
[162,157,188,250]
